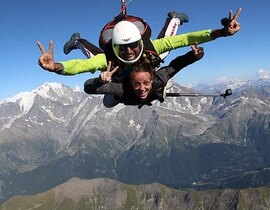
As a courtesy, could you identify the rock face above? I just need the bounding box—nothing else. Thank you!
[1,177,270,210]
[0,79,270,205]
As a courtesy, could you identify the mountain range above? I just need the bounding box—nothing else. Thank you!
[0,78,270,206]
[1,177,270,210]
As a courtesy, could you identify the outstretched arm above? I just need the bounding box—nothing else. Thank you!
[211,8,241,39]
[152,8,242,54]
[167,43,204,78]
[38,40,108,75]
[37,40,63,74]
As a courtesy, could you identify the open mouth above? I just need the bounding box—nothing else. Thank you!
[125,54,135,60]
[138,90,147,98]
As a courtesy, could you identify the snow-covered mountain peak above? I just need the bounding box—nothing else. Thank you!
[34,82,69,99]
[209,77,247,91]
[1,91,36,115]
[1,82,73,114]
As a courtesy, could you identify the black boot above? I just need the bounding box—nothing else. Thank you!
[63,33,81,55]
[168,12,189,25]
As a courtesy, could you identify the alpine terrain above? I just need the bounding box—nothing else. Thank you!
[0,79,269,208]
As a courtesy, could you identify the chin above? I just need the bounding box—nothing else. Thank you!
[139,95,148,100]
[135,91,149,100]
[126,56,135,61]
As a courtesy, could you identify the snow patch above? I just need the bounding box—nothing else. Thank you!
[2,92,35,114]
[74,85,82,92]
[19,93,35,114]
[200,97,208,104]
[136,124,142,131]
[0,92,36,130]
[34,82,66,99]
[128,120,135,127]
[105,104,125,119]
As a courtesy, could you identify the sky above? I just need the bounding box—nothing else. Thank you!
[1,0,269,101]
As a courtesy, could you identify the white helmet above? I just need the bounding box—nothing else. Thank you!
[112,21,144,64]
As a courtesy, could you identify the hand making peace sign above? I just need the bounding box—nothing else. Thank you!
[99,61,119,83]
[191,42,204,60]
[223,8,242,36]
[37,40,62,73]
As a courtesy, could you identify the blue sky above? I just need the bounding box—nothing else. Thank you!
[1,0,269,100]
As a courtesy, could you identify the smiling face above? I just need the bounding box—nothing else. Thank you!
[118,42,141,62]
[130,62,153,100]
[111,21,144,64]
[113,40,143,63]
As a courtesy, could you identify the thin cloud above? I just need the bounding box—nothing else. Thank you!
[257,69,270,80]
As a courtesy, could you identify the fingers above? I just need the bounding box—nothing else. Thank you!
[101,72,105,81]
[100,66,118,83]
[100,72,111,83]
[194,46,204,59]
[228,10,233,20]
[37,41,46,55]
[37,40,54,56]
[100,72,108,82]
[106,61,112,72]
[49,40,54,56]
[191,42,198,51]
[101,61,119,83]
[37,40,56,72]
[38,53,45,65]
[191,42,204,58]
[197,47,204,54]
[106,61,119,74]
[229,8,241,21]
[223,8,241,36]
[232,8,242,21]
[110,66,119,74]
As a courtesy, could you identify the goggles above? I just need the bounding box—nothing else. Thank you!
[118,41,140,51]
[112,39,144,64]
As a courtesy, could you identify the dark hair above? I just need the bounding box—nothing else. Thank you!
[129,62,154,80]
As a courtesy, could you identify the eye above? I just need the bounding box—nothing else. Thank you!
[133,82,140,89]
[143,80,151,86]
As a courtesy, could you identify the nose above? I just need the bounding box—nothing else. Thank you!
[138,86,144,91]
[138,83,147,91]
[125,47,133,53]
